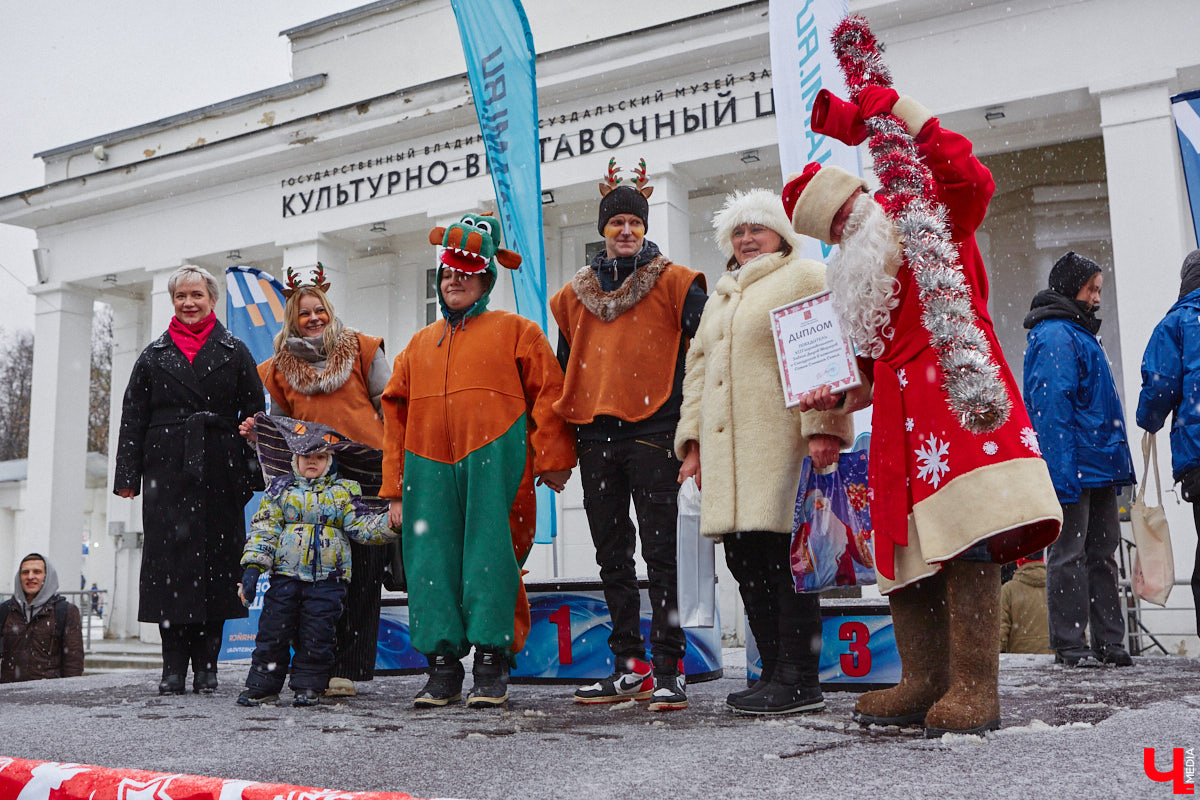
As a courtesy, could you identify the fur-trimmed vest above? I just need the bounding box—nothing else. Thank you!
[550,255,704,425]
[259,330,385,448]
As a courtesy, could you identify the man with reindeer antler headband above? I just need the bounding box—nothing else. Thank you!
[550,158,708,711]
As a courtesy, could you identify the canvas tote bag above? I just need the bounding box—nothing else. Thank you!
[1130,431,1174,607]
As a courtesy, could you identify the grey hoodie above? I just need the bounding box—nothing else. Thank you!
[12,559,61,623]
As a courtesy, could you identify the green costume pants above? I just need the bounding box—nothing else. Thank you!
[402,416,527,659]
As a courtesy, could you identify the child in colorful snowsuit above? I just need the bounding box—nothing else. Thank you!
[381,211,575,709]
[236,425,395,707]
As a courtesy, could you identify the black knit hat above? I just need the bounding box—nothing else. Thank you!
[597,185,650,236]
[1180,249,1200,299]
[1049,251,1101,297]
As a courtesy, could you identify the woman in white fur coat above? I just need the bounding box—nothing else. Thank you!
[676,189,854,715]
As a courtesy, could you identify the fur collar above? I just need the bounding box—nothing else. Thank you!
[270,329,361,395]
[571,254,671,322]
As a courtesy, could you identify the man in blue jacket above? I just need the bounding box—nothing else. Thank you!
[1137,248,1200,639]
[1023,251,1135,667]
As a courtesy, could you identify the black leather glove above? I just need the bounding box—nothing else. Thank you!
[239,567,262,606]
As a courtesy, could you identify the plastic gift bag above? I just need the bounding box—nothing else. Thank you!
[676,477,716,627]
[1131,431,1174,607]
[791,450,876,593]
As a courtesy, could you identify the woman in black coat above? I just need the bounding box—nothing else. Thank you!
[115,265,265,695]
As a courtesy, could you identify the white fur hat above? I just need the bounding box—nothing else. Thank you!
[711,189,804,261]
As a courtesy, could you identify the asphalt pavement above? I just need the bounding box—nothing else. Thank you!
[1,651,1197,799]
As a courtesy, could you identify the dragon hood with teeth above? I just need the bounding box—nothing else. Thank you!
[428,212,522,318]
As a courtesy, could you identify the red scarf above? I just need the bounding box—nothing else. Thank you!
[168,313,217,363]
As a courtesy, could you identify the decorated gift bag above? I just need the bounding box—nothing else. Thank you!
[676,476,716,627]
[791,449,876,592]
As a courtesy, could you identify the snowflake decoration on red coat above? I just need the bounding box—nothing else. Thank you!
[982,440,999,456]
[897,368,908,389]
[1020,426,1042,456]
[905,417,915,432]
[915,434,951,488]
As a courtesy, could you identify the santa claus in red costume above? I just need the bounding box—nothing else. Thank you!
[788,85,1061,737]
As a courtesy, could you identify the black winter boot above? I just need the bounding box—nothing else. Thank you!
[414,655,465,708]
[727,663,824,715]
[192,671,218,694]
[727,659,775,705]
[467,649,510,708]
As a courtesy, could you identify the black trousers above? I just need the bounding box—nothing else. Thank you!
[579,431,686,671]
[723,531,822,684]
[331,541,386,682]
[1191,503,1200,637]
[159,621,223,677]
[246,575,347,692]
[1046,487,1125,650]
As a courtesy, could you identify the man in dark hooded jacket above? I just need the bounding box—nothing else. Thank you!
[1137,248,1200,639]
[1,553,84,682]
[1023,251,1135,667]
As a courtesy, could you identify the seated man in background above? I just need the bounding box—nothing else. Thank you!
[1,553,84,683]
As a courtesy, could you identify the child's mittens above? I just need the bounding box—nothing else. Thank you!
[238,567,262,607]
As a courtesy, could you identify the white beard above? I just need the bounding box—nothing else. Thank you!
[827,195,902,358]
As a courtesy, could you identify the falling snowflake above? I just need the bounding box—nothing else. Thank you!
[905,417,914,432]
[915,435,951,488]
[1020,426,1042,456]
[897,368,909,389]
[982,441,998,456]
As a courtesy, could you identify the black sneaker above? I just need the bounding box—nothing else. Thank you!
[467,650,510,708]
[728,681,824,715]
[1054,647,1102,667]
[1092,644,1133,667]
[236,688,279,707]
[293,688,321,707]
[647,672,688,712]
[414,655,465,708]
[574,656,653,704]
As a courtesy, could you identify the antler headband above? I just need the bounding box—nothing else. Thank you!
[281,262,332,299]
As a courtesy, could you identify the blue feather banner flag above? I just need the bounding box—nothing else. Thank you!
[450,0,557,543]
[224,266,286,363]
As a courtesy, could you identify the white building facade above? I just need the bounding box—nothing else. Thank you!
[1,0,1198,650]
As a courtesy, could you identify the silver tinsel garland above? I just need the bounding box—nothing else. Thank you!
[834,19,1012,433]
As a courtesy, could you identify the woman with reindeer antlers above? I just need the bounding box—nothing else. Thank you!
[238,264,391,699]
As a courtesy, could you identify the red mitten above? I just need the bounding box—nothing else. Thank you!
[810,89,867,146]
[856,85,900,119]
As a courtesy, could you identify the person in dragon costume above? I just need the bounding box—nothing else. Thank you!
[380,211,575,709]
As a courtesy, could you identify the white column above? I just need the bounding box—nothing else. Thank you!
[23,284,94,585]
[647,169,692,268]
[279,236,349,312]
[1100,80,1199,643]
[104,296,147,638]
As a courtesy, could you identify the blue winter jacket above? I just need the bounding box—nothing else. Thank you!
[1137,288,1200,481]
[1023,318,1135,503]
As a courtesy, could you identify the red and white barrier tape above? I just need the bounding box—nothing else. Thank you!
[0,757,429,800]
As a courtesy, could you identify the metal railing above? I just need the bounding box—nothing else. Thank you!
[1117,536,1197,656]
[0,589,108,652]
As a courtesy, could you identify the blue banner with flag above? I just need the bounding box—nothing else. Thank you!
[224,266,287,363]
[1172,90,1200,247]
[449,0,557,543]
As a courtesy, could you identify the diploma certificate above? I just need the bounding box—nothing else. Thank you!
[770,290,861,408]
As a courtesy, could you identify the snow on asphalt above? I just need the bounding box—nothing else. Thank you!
[0,652,1196,799]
